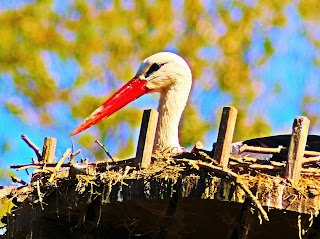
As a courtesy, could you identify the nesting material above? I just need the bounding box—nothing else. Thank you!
[4,150,320,215]
[2,145,320,238]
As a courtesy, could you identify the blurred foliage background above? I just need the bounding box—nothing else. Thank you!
[1,0,320,174]
[2,0,320,232]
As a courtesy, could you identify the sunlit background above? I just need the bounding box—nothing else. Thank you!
[1,0,320,188]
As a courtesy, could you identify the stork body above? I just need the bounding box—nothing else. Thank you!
[70,52,192,152]
[209,134,320,162]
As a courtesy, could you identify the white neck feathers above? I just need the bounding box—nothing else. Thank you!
[153,81,191,152]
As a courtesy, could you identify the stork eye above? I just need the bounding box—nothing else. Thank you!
[145,63,163,78]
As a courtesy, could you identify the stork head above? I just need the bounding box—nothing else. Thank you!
[70,52,192,136]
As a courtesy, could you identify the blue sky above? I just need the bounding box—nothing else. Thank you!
[257,6,320,133]
[1,2,320,185]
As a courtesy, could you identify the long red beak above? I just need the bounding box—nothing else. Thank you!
[70,78,150,136]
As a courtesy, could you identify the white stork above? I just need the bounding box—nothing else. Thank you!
[70,52,192,152]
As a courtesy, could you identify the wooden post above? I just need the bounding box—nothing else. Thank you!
[285,116,310,184]
[214,106,238,169]
[42,137,57,164]
[134,109,159,168]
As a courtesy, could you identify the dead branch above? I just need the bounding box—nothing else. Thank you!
[303,155,320,164]
[11,163,68,170]
[48,148,71,183]
[199,151,219,165]
[248,164,283,170]
[36,180,44,210]
[11,176,27,186]
[95,140,115,162]
[240,144,320,157]
[113,166,131,185]
[229,162,285,171]
[21,134,42,162]
[301,168,320,173]
[240,144,284,154]
[229,156,251,164]
[70,149,81,164]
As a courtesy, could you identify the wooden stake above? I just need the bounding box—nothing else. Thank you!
[42,137,57,164]
[214,106,238,169]
[135,109,159,168]
[285,116,310,184]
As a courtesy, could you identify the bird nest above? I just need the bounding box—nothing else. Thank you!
[2,137,320,238]
[3,148,320,217]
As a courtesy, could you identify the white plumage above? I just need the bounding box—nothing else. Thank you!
[70,52,192,152]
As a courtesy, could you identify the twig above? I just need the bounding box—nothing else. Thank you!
[11,176,27,185]
[303,155,320,164]
[11,163,67,170]
[248,164,283,170]
[301,168,320,173]
[81,158,89,164]
[303,151,320,157]
[229,156,251,164]
[240,144,320,157]
[21,134,42,161]
[70,149,81,164]
[105,157,132,164]
[48,148,71,183]
[243,156,258,163]
[174,151,219,164]
[229,161,285,170]
[114,166,131,185]
[240,144,284,154]
[11,157,132,171]
[95,140,115,162]
[175,158,269,222]
[199,151,219,165]
[36,180,44,210]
